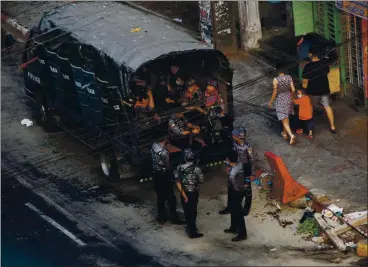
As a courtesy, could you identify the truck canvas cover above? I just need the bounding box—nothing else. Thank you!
[39,1,215,72]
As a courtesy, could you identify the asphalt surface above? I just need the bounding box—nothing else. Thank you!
[1,171,116,267]
[1,166,160,267]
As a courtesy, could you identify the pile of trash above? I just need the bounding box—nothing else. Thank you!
[289,188,367,256]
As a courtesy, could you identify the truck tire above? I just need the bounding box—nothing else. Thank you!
[100,149,120,182]
[34,94,57,133]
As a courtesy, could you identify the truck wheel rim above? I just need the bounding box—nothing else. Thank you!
[100,154,110,176]
[40,105,47,123]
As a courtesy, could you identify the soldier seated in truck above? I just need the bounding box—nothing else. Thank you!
[203,80,226,118]
[133,81,160,122]
[180,78,203,108]
[168,107,206,150]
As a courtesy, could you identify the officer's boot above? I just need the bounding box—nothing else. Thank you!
[170,214,185,225]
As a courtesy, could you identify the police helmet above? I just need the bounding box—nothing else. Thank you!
[183,148,195,162]
[232,126,247,139]
[207,79,218,88]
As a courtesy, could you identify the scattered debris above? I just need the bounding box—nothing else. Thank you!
[272,199,281,210]
[356,239,368,257]
[311,236,324,244]
[21,118,33,127]
[266,211,293,228]
[270,248,277,252]
[173,18,182,23]
[344,211,367,224]
[299,207,315,224]
[289,196,308,209]
[314,213,347,252]
[309,188,329,203]
[326,204,343,214]
[297,217,320,236]
[345,241,357,249]
[130,27,142,33]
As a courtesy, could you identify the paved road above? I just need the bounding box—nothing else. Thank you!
[1,171,111,267]
[1,169,159,267]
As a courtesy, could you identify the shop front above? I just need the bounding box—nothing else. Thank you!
[335,1,368,106]
[293,1,343,95]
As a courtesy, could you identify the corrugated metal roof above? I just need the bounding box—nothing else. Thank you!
[42,1,215,70]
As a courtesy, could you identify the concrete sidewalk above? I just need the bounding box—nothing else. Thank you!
[2,0,367,212]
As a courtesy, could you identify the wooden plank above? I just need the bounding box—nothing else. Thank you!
[334,215,368,235]
[314,213,347,252]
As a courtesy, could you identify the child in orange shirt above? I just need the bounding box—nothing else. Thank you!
[293,89,314,139]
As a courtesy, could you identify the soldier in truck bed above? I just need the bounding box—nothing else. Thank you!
[168,107,206,150]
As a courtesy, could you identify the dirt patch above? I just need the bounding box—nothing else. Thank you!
[266,211,294,228]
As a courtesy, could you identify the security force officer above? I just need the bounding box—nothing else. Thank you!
[175,148,204,239]
[224,150,247,242]
[151,137,183,225]
[219,127,255,216]
[168,108,202,150]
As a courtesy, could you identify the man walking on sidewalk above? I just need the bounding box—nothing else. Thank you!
[302,45,337,134]
[151,137,184,225]
[224,150,247,242]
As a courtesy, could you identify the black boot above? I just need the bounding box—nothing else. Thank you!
[170,215,185,225]
[224,228,238,234]
[189,232,204,239]
[219,207,231,215]
[157,216,168,225]
[231,234,247,242]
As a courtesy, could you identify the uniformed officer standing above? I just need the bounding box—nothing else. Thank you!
[219,127,255,216]
[151,137,183,225]
[224,150,247,242]
[175,148,204,239]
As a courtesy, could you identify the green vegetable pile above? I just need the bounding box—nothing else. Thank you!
[297,218,321,236]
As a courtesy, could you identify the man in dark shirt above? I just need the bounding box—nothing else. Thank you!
[302,45,336,133]
[223,150,247,242]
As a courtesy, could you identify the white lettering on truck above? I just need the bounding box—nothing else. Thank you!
[49,66,58,73]
[87,87,95,95]
[27,72,41,84]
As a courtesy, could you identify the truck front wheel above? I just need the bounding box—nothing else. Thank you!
[100,150,120,182]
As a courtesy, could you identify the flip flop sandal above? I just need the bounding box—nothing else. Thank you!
[295,129,303,136]
[281,132,288,139]
[289,135,296,145]
[330,129,337,134]
[307,135,313,140]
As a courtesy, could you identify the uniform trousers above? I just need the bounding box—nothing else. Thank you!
[225,163,252,215]
[181,191,199,235]
[230,188,247,237]
[153,170,177,219]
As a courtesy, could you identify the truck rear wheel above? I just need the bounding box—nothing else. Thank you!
[35,96,58,133]
[100,150,120,182]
